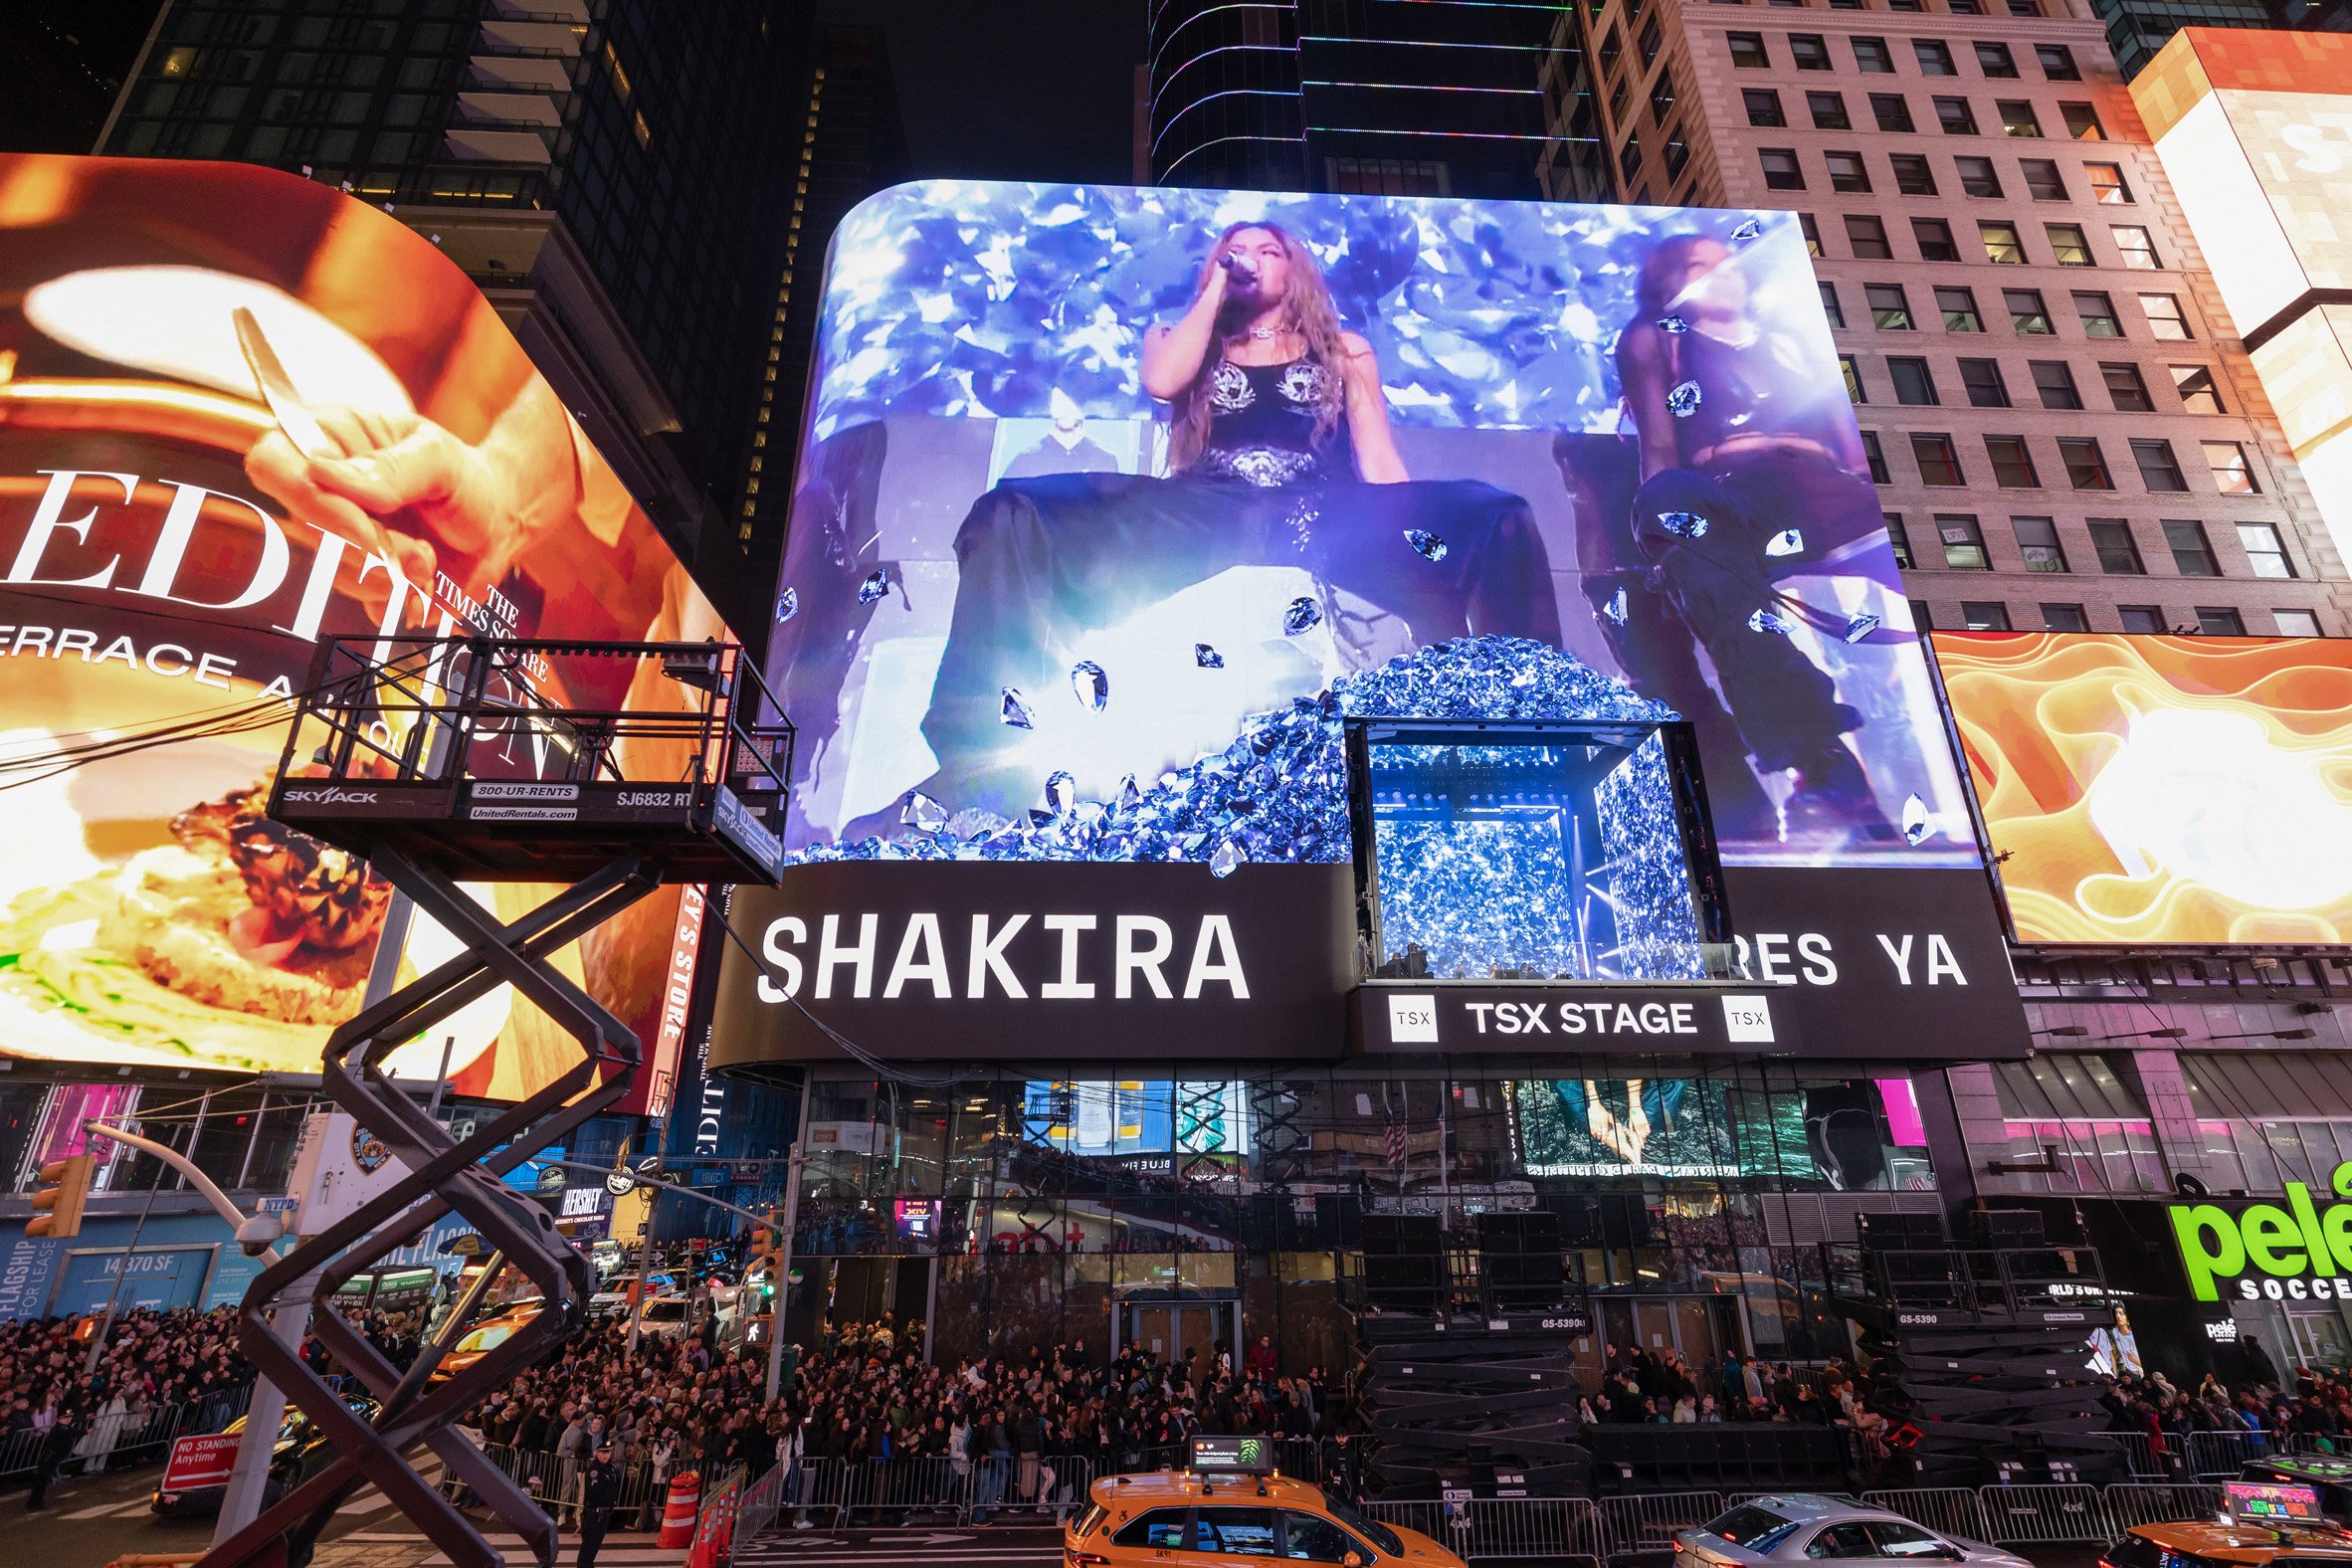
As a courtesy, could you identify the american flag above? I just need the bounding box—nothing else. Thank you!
[1385,1094,1408,1168]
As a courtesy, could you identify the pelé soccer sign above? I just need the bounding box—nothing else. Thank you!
[2172,1165,2352,1302]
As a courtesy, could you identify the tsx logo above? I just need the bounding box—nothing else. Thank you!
[283,786,379,806]
[1387,993,1439,1044]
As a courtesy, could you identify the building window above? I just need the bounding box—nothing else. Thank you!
[1861,430,1891,483]
[2012,0,2045,15]
[1980,222,2026,264]
[2043,602,2089,630]
[2162,518,2220,575]
[2030,359,2080,408]
[1959,357,2009,406]
[2140,293,2191,339]
[1729,31,1770,66]
[2101,362,2153,411]
[1975,41,2020,77]
[1653,70,1680,124]
[2276,609,2322,636]
[1871,92,1914,131]
[1791,32,1833,68]
[2088,519,2144,574]
[1986,435,2039,487]
[1936,512,1989,566]
[1827,150,1871,192]
[2006,289,2053,333]
[1641,16,1666,65]
[1914,435,1967,486]
[1853,35,1895,72]
[1620,135,1646,184]
[2118,604,2165,632]
[1842,354,1867,402]
[1935,97,1979,134]
[1890,355,1940,404]
[2058,436,2113,489]
[2037,43,2080,79]
[1800,213,1824,256]
[1914,39,1958,74]
[2112,226,2160,270]
[1745,88,1787,126]
[2045,223,2091,266]
[1891,153,1937,194]
[2195,606,2246,636]
[1886,512,1915,568]
[2084,161,2133,204]
[1603,24,1628,71]
[1849,215,1894,258]
[1665,137,1692,179]
[1867,283,1914,329]
[2072,291,2121,336]
[1962,601,2014,630]
[2239,522,2295,579]
[1808,90,1852,128]
[1819,281,1846,327]
[2171,365,2225,413]
[1998,99,2044,137]
[2130,439,2189,491]
[2013,515,2067,571]
[2061,101,2105,139]
[2021,158,2066,200]
[1760,148,1805,189]
[1939,287,1985,332]
[1911,217,1957,260]
[1956,155,2002,197]
[2202,440,2259,493]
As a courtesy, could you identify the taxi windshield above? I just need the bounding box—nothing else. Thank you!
[1321,1491,1404,1558]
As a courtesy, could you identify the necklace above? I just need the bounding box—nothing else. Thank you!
[1244,324,1283,341]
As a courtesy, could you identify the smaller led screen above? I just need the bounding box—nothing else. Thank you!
[1020,1079,1252,1159]
[1933,631,2352,946]
[1511,1075,1932,1185]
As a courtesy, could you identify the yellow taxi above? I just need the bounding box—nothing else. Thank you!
[426,1298,545,1383]
[2102,1517,2352,1567]
[1065,1470,1465,1568]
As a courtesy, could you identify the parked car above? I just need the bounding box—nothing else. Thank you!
[587,1271,674,1319]
[1673,1495,2032,1568]
[151,1394,380,1517]
[634,1293,697,1343]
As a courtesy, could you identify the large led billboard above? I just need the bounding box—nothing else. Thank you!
[0,154,726,1107]
[2133,30,2352,566]
[710,183,2029,1065]
[1934,631,2352,946]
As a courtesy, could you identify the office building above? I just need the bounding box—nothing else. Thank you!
[97,0,812,637]
[1147,0,1603,198]
[1545,0,2346,637]
[731,23,909,588]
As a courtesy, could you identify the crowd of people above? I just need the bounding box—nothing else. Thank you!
[2100,1361,2352,1463]
[0,1304,254,1506]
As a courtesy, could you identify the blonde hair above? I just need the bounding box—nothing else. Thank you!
[1167,221,1349,472]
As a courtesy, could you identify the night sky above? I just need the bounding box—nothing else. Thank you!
[825,0,1150,188]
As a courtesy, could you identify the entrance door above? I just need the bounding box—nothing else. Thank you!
[2287,1308,2351,1370]
[1611,1296,1747,1369]
[1121,1300,1237,1367]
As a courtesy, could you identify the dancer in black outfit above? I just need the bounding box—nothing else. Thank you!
[1615,234,1897,839]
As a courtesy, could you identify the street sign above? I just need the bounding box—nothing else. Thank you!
[605,1170,638,1198]
[257,1197,298,1212]
[534,1164,567,1197]
[163,1432,242,1492]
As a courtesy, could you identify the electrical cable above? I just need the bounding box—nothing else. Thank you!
[712,913,991,1091]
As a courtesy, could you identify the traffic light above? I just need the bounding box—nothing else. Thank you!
[746,1210,784,1298]
[27,1154,93,1239]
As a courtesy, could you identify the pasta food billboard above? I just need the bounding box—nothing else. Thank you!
[0,153,726,1108]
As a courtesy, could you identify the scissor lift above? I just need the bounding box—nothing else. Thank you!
[199,635,791,1568]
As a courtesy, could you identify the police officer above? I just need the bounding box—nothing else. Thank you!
[576,1441,623,1568]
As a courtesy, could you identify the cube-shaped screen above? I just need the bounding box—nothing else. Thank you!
[1350,720,1725,983]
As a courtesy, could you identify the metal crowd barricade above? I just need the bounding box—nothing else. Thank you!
[737,1461,787,1540]
[0,1390,255,1482]
[832,1455,972,1525]
[1364,1497,1603,1567]
[1862,1488,1993,1543]
[1595,1489,1727,1554]
[2103,1432,2180,1479]
[2104,1481,2226,1530]
[1975,1482,2117,1546]
[2184,1429,2275,1477]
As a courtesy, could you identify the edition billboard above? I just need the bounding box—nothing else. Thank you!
[710,182,2023,1066]
[0,154,724,1106]
[1934,630,2352,946]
